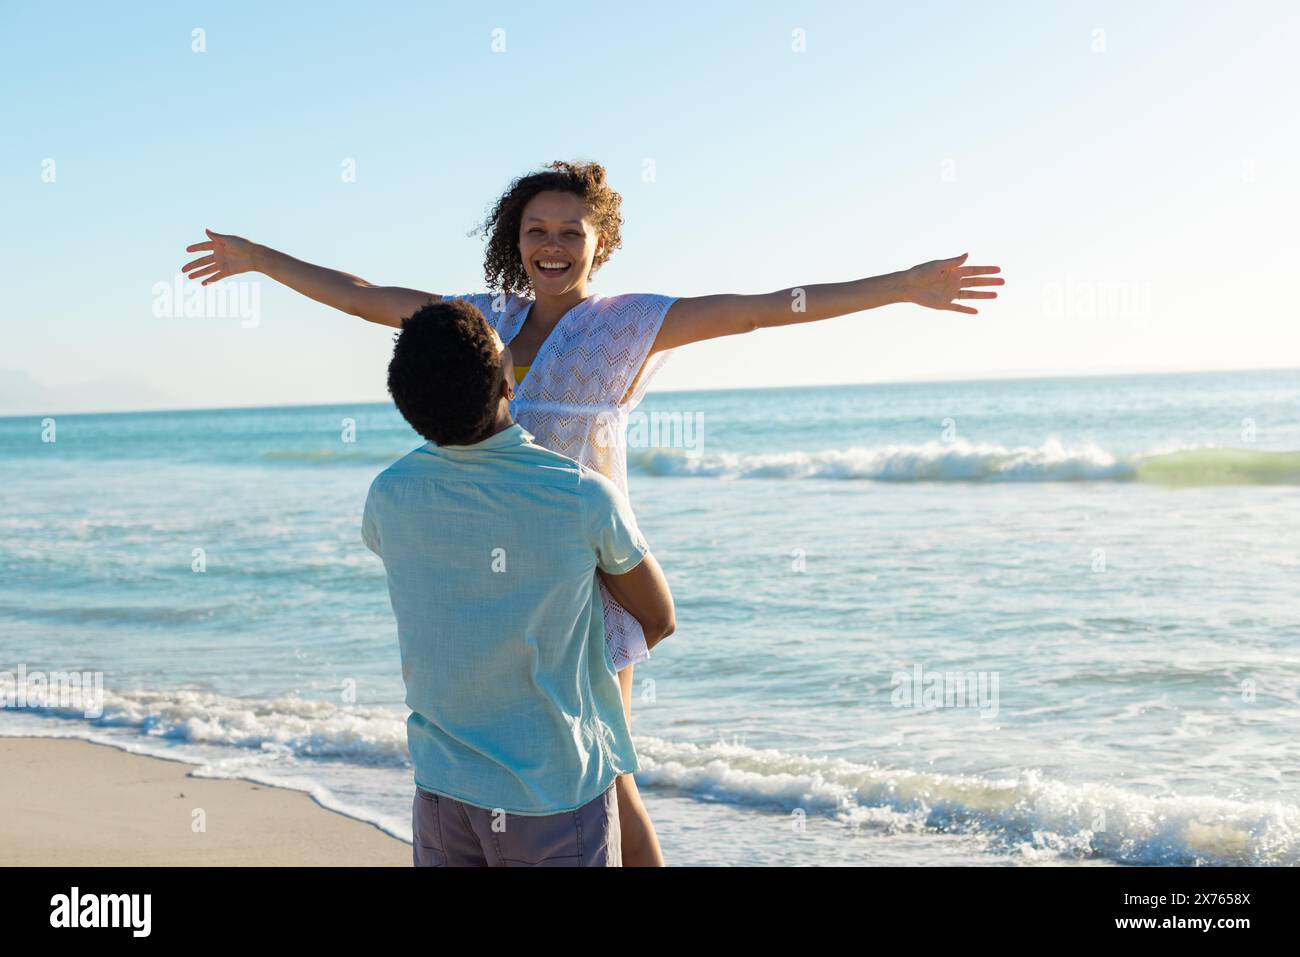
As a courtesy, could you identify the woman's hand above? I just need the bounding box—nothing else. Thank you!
[181,230,436,327]
[901,253,1003,315]
[182,229,258,285]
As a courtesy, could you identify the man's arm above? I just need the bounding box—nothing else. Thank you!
[649,253,1004,353]
[182,229,437,328]
[599,553,675,650]
[582,470,676,650]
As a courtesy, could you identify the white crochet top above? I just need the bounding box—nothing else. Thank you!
[443,291,678,670]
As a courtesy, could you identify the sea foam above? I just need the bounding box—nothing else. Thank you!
[7,688,1297,866]
[629,441,1300,485]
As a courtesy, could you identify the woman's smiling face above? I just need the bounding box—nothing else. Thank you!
[517,190,604,297]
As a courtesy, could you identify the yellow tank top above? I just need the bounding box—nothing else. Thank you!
[513,364,529,385]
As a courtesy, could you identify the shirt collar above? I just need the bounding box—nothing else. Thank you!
[432,422,534,453]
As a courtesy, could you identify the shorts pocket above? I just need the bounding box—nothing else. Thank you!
[411,789,446,867]
[495,809,584,867]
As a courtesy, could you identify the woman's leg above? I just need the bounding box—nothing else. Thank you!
[615,664,664,867]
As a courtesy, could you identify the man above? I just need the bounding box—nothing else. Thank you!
[362,299,675,867]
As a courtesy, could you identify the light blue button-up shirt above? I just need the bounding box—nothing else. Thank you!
[362,422,644,815]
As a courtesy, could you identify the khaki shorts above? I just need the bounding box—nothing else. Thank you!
[412,784,621,867]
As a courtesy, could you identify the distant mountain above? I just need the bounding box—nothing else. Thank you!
[0,369,178,416]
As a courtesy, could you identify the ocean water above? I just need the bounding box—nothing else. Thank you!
[3,368,1300,866]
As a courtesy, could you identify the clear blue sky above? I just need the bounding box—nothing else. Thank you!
[2,1,1298,413]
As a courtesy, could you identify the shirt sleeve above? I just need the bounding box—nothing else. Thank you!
[601,293,680,409]
[361,483,382,557]
[579,467,649,575]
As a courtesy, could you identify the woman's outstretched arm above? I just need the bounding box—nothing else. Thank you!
[650,253,1003,354]
[182,229,437,328]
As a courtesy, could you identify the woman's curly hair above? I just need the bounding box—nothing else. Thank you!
[479,161,624,296]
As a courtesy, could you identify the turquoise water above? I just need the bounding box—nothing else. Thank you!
[3,368,1300,865]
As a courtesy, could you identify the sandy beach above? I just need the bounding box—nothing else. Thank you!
[0,737,409,866]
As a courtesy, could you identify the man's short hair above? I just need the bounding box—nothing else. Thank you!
[387,300,502,446]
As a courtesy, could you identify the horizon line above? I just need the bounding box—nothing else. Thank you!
[2,363,1297,420]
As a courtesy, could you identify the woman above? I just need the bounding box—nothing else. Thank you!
[182,160,1004,865]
